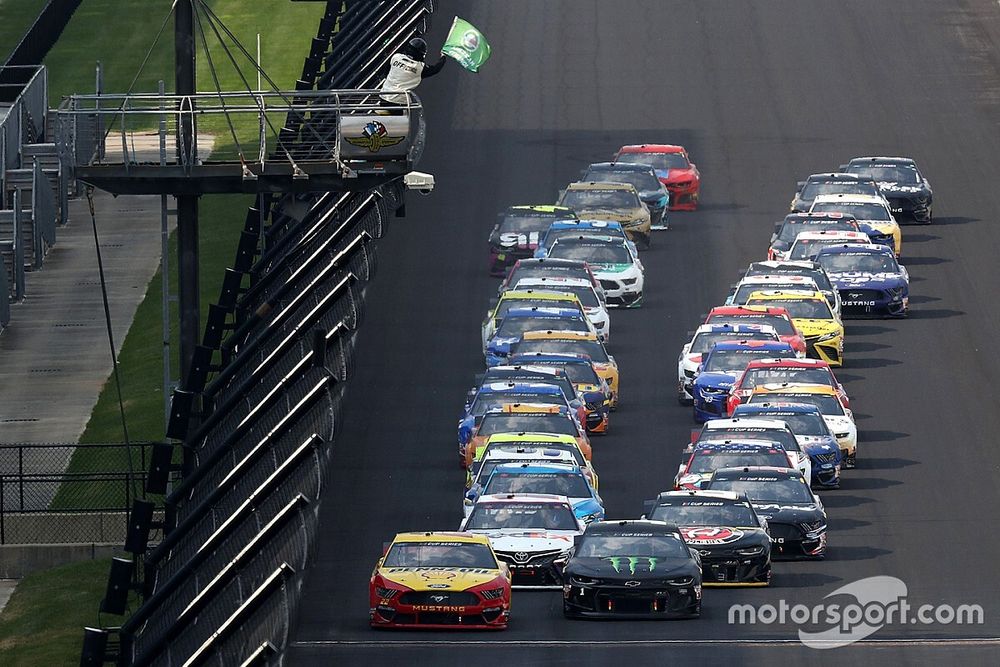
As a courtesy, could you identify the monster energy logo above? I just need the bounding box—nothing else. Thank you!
[603,556,658,574]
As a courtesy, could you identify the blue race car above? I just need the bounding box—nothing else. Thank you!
[691,340,796,423]
[814,243,909,318]
[534,219,638,258]
[732,402,842,488]
[457,381,579,448]
[485,306,594,367]
[465,462,605,523]
[508,352,611,434]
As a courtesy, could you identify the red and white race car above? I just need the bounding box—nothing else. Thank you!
[726,357,849,416]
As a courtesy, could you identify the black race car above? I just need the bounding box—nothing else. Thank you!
[704,467,827,560]
[488,205,577,276]
[840,156,933,223]
[581,162,670,229]
[789,172,882,213]
[562,520,702,619]
[643,490,771,586]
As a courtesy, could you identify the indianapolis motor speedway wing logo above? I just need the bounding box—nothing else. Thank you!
[346,120,405,153]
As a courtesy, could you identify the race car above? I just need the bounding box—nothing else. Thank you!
[466,462,605,524]
[747,383,858,467]
[557,182,652,248]
[514,330,620,408]
[370,532,511,629]
[840,156,932,223]
[705,467,827,560]
[499,258,603,300]
[689,418,812,482]
[677,323,781,404]
[562,519,702,618]
[508,352,611,433]
[547,234,644,308]
[468,432,598,490]
[732,403,842,488]
[691,340,796,423]
[704,305,806,357]
[483,290,587,351]
[810,193,901,256]
[726,357,849,416]
[486,306,595,367]
[814,243,909,318]
[642,490,771,586]
[743,260,842,317]
[614,144,700,211]
[768,211,861,261]
[462,404,591,470]
[461,493,583,588]
[510,276,610,341]
[535,219,637,259]
[726,274,831,319]
[789,172,884,213]
[787,229,872,262]
[744,289,844,367]
[674,442,796,490]
[459,383,582,454]
[488,204,576,276]
[581,162,670,229]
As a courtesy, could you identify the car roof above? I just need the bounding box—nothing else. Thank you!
[503,306,586,318]
[488,364,567,377]
[784,211,856,221]
[752,382,839,395]
[711,466,805,480]
[587,161,656,173]
[738,275,818,285]
[481,381,564,393]
[695,322,777,334]
[704,417,791,430]
[565,181,639,192]
[846,156,916,166]
[812,193,888,205]
[582,519,682,535]
[617,144,686,154]
[485,432,578,444]
[474,492,573,505]
[744,357,830,369]
[749,260,822,271]
[814,243,894,256]
[512,277,594,291]
[521,330,602,342]
[510,352,594,364]
[654,489,742,502]
[734,402,825,415]
[792,230,870,241]
[746,289,826,300]
[506,204,576,215]
[483,403,566,415]
[707,305,792,317]
[491,462,582,474]
[707,340,792,353]
[549,219,624,231]
[393,531,491,545]
[550,234,623,246]
[500,290,580,301]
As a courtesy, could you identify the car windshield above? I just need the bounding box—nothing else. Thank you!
[619,151,689,170]
[811,201,891,221]
[508,264,592,286]
[584,167,661,192]
[526,284,599,308]
[704,348,790,372]
[383,541,498,569]
[496,298,578,320]
[700,429,800,452]
[741,412,830,436]
[527,361,600,385]
[484,471,591,497]
[691,331,774,353]
[749,393,844,416]
[476,457,568,482]
[470,392,564,416]
[561,189,639,209]
[496,316,588,338]
[739,367,834,390]
[745,267,835,292]
[777,219,858,242]
[549,242,631,265]
[734,283,813,304]
[709,478,814,504]
[688,449,790,474]
[845,164,919,184]
[799,181,879,201]
[707,314,796,336]
[817,252,899,274]
[511,339,610,363]
[478,413,577,436]
[748,298,832,320]
[465,502,579,531]
[575,534,689,558]
[789,238,853,260]
[649,501,758,527]
[545,227,627,249]
[499,213,563,234]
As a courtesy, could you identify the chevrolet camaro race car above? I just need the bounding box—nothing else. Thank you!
[768,211,861,261]
[726,274,825,316]
[535,219,637,259]
[509,276,610,341]
[462,404,591,470]
[486,306,595,366]
[689,418,812,482]
[468,432,598,490]
[704,305,806,357]
[743,260,842,317]
[789,172,883,214]
[691,340,796,422]
[614,144,700,211]
[810,193,901,256]
[726,357,849,416]
[674,442,795,490]
[508,352,611,433]
[678,323,781,404]
[513,330,620,407]
[488,204,576,276]
[546,234,645,308]
[482,290,587,351]
[557,182,652,247]
[466,462,605,524]
[814,243,909,318]
[370,532,511,629]
[787,229,872,262]
[581,162,670,229]
[499,258,603,300]
[459,382,582,454]
[840,156,932,223]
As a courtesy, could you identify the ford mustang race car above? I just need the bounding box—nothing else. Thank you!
[704,305,806,357]
[614,144,700,211]
[787,230,872,262]
[691,340,796,422]
[643,490,771,586]
[557,182,652,248]
[483,290,587,351]
[486,306,595,367]
[467,462,605,524]
[744,290,844,366]
[789,172,883,213]
[689,418,811,482]
[562,520,702,618]
[743,261,841,316]
[768,211,861,261]
[810,193,901,256]
[514,331,620,407]
[535,219,637,259]
[461,493,583,588]
[462,404,591,470]
[815,243,909,318]
[726,357,849,416]
[370,532,511,629]
[705,467,827,559]
[509,352,611,434]
[582,162,670,229]
[468,432,598,490]
[840,156,932,223]
[726,274,829,319]
[732,403,842,488]
[675,442,795,490]
[488,205,576,276]
[747,383,857,467]
[547,234,644,308]
[678,323,781,404]
[510,277,610,341]
[499,258,603,300]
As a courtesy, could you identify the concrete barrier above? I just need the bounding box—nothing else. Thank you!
[0,542,123,579]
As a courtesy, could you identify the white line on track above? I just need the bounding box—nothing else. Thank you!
[293,637,1000,648]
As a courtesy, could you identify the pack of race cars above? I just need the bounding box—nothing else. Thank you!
[369,151,929,629]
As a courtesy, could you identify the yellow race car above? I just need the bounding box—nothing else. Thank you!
[482,290,586,353]
[370,532,511,629]
[557,181,652,248]
[514,330,620,408]
[745,289,844,367]
[463,403,592,470]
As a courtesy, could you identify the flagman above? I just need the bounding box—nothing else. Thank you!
[379,37,447,104]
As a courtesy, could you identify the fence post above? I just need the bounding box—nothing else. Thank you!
[18,444,24,512]
[1,474,5,544]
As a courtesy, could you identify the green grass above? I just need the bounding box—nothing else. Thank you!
[0,559,116,665]
[0,0,48,63]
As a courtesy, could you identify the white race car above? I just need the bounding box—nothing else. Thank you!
[694,418,812,483]
[727,274,826,326]
[546,235,644,308]
[677,323,780,404]
[809,193,901,257]
[786,230,871,263]
[512,276,610,342]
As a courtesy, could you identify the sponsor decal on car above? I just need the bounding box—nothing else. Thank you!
[680,526,745,545]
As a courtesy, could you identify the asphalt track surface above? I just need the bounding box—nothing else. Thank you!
[288,2,1000,664]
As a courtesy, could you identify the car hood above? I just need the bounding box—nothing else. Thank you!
[639,190,668,205]
[693,371,736,389]
[486,335,522,353]
[468,530,577,552]
[823,415,855,431]
[593,263,636,275]
[679,525,769,549]
[657,168,696,184]
[493,232,542,251]
[875,182,926,195]
[829,272,907,289]
[796,435,841,454]
[377,566,501,590]
[860,220,899,233]
[793,319,841,337]
[574,207,646,222]
[565,555,694,579]
[750,502,824,523]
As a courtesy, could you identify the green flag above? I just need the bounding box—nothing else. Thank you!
[442,16,491,72]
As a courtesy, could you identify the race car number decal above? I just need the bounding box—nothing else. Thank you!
[681,526,744,545]
[499,231,540,248]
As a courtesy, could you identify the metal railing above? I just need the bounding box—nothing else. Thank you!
[0,65,47,174]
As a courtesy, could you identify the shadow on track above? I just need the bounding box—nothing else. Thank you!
[827,546,892,561]
[857,430,911,443]
[908,308,965,319]
[844,325,894,336]
[858,457,921,470]
[837,477,903,491]
[821,494,876,509]
[849,358,903,369]
[776,572,845,588]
